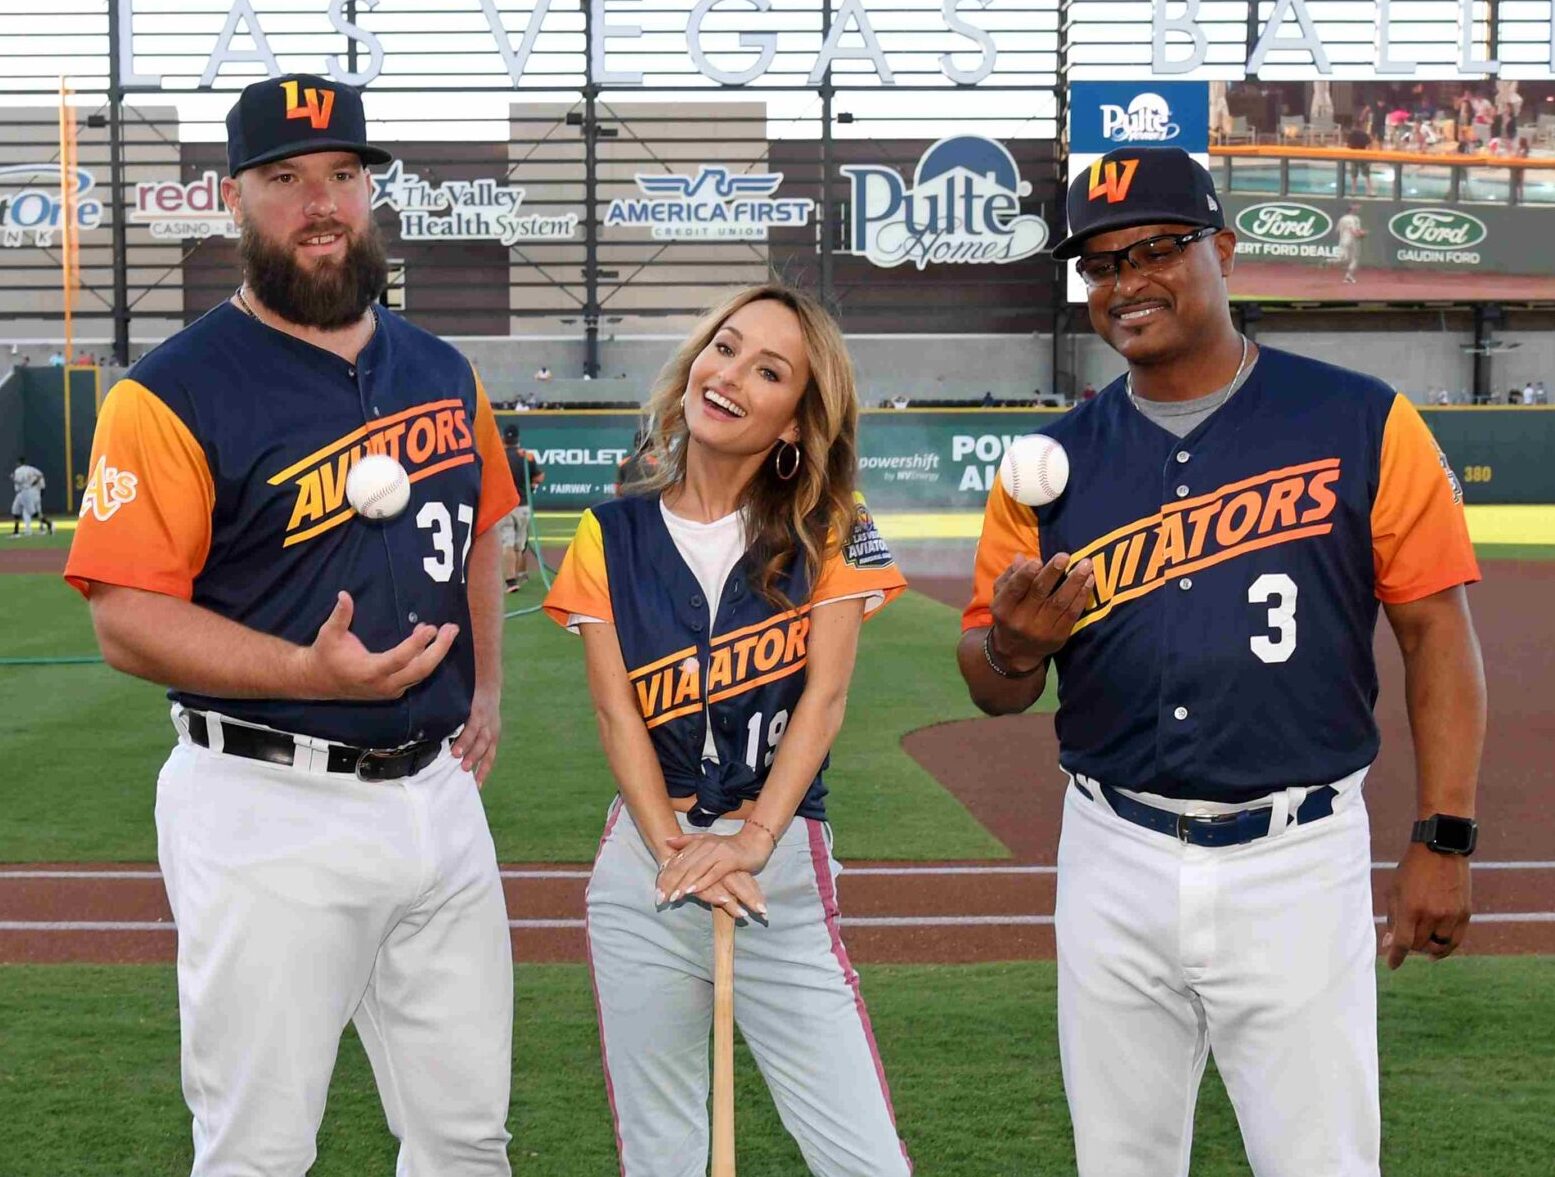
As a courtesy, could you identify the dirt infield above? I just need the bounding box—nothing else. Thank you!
[0,545,66,573]
[3,560,1551,964]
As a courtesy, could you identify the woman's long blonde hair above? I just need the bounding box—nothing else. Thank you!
[635,284,859,611]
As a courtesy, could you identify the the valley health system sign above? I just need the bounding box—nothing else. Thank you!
[1065,81,1210,301]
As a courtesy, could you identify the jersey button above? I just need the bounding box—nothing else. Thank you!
[1176,451,1190,463]
[690,594,704,608]
[1175,485,1189,498]
[1179,577,1192,590]
[347,367,356,379]
[1173,706,1189,721]
[408,611,419,623]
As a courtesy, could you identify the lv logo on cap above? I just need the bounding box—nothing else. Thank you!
[1087,158,1138,204]
[282,80,335,131]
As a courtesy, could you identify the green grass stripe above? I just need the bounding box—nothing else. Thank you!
[0,959,1550,1175]
[0,575,1005,862]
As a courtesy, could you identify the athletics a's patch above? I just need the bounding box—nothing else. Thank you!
[843,499,896,570]
[1433,441,1465,505]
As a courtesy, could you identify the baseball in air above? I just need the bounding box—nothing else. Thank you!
[346,453,411,521]
[999,435,1070,507]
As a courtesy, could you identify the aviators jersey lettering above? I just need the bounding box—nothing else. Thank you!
[544,494,905,823]
[64,302,519,746]
[964,347,1479,804]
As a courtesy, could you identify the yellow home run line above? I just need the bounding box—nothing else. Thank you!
[39,505,1555,544]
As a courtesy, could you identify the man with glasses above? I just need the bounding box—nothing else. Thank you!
[957,147,1485,1177]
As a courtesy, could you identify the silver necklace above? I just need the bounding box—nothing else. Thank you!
[1127,334,1250,418]
[233,285,377,343]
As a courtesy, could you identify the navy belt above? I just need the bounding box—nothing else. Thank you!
[185,710,442,782]
[1072,779,1338,847]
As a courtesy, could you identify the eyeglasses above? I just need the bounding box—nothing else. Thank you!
[1074,226,1220,289]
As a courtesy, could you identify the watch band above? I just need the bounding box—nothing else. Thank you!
[1411,814,1479,856]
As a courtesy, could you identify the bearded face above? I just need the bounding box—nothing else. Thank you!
[239,213,388,331]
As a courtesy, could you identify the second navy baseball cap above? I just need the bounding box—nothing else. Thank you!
[1051,146,1224,260]
[226,73,392,177]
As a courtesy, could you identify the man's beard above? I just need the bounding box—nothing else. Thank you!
[239,218,389,330]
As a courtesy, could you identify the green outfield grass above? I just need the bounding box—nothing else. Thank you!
[0,573,1011,862]
[1,959,1551,1176]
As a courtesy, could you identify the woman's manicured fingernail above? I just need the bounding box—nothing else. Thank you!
[669,890,682,903]
[655,890,665,905]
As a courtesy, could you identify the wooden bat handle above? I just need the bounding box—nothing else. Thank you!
[712,906,737,1177]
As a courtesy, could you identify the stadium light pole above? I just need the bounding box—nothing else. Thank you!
[818,1,836,316]
[106,0,131,366]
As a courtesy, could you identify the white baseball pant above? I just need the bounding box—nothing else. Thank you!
[586,798,912,1177]
[155,717,514,1177]
[1054,772,1380,1177]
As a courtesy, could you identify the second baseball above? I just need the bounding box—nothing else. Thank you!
[346,453,411,521]
[999,435,1070,507]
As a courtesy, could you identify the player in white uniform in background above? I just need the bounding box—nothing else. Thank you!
[10,457,50,537]
[1336,204,1367,284]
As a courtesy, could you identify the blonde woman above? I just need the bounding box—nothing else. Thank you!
[543,285,912,1176]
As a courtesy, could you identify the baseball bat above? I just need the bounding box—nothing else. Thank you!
[712,905,737,1177]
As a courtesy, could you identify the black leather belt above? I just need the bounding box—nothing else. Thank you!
[184,711,442,782]
[1072,778,1339,847]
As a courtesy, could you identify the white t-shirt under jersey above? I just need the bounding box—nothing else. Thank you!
[571,500,882,761]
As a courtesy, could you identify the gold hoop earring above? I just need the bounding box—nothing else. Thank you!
[773,440,801,481]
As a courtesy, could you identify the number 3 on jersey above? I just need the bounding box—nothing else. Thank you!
[1249,573,1297,663]
[418,501,475,583]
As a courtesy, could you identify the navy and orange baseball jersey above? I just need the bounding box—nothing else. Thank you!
[64,303,519,746]
[963,346,1479,803]
[543,494,905,823]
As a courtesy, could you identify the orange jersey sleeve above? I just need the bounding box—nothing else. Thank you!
[63,379,215,600]
[962,478,1043,632]
[471,368,520,534]
[811,495,906,618]
[542,508,613,628]
[1371,394,1480,603]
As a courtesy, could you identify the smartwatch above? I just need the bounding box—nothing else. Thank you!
[1411,814,1478,856]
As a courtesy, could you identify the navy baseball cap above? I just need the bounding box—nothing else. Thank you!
[225,74,392,177]
[1051,146,1224,260]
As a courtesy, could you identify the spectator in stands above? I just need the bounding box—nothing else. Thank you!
[1080,383,1097,401]
[1434,387,1451,405]
[1522,381,1537,405]
[1536,382,1548,405]
[534,363,553,382]
[499,425,544,592]
[890,393,909,410]
[48,351,64,366]
[1507,387,1521,405]
[981,391,996,407]
[1345,126,1375,196]
[1370,97,1390,148]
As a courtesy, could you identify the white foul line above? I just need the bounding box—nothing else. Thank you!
[3,862,1554,882]
[6,913,1555,933]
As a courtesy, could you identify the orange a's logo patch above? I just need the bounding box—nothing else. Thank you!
[80,455,139,522]
[281,80,335,131]
[1088,158,1139,204]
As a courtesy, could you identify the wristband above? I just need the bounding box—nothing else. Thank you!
[983,628,1043,680]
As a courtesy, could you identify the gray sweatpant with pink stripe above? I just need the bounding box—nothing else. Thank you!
[586,799,912,1177]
